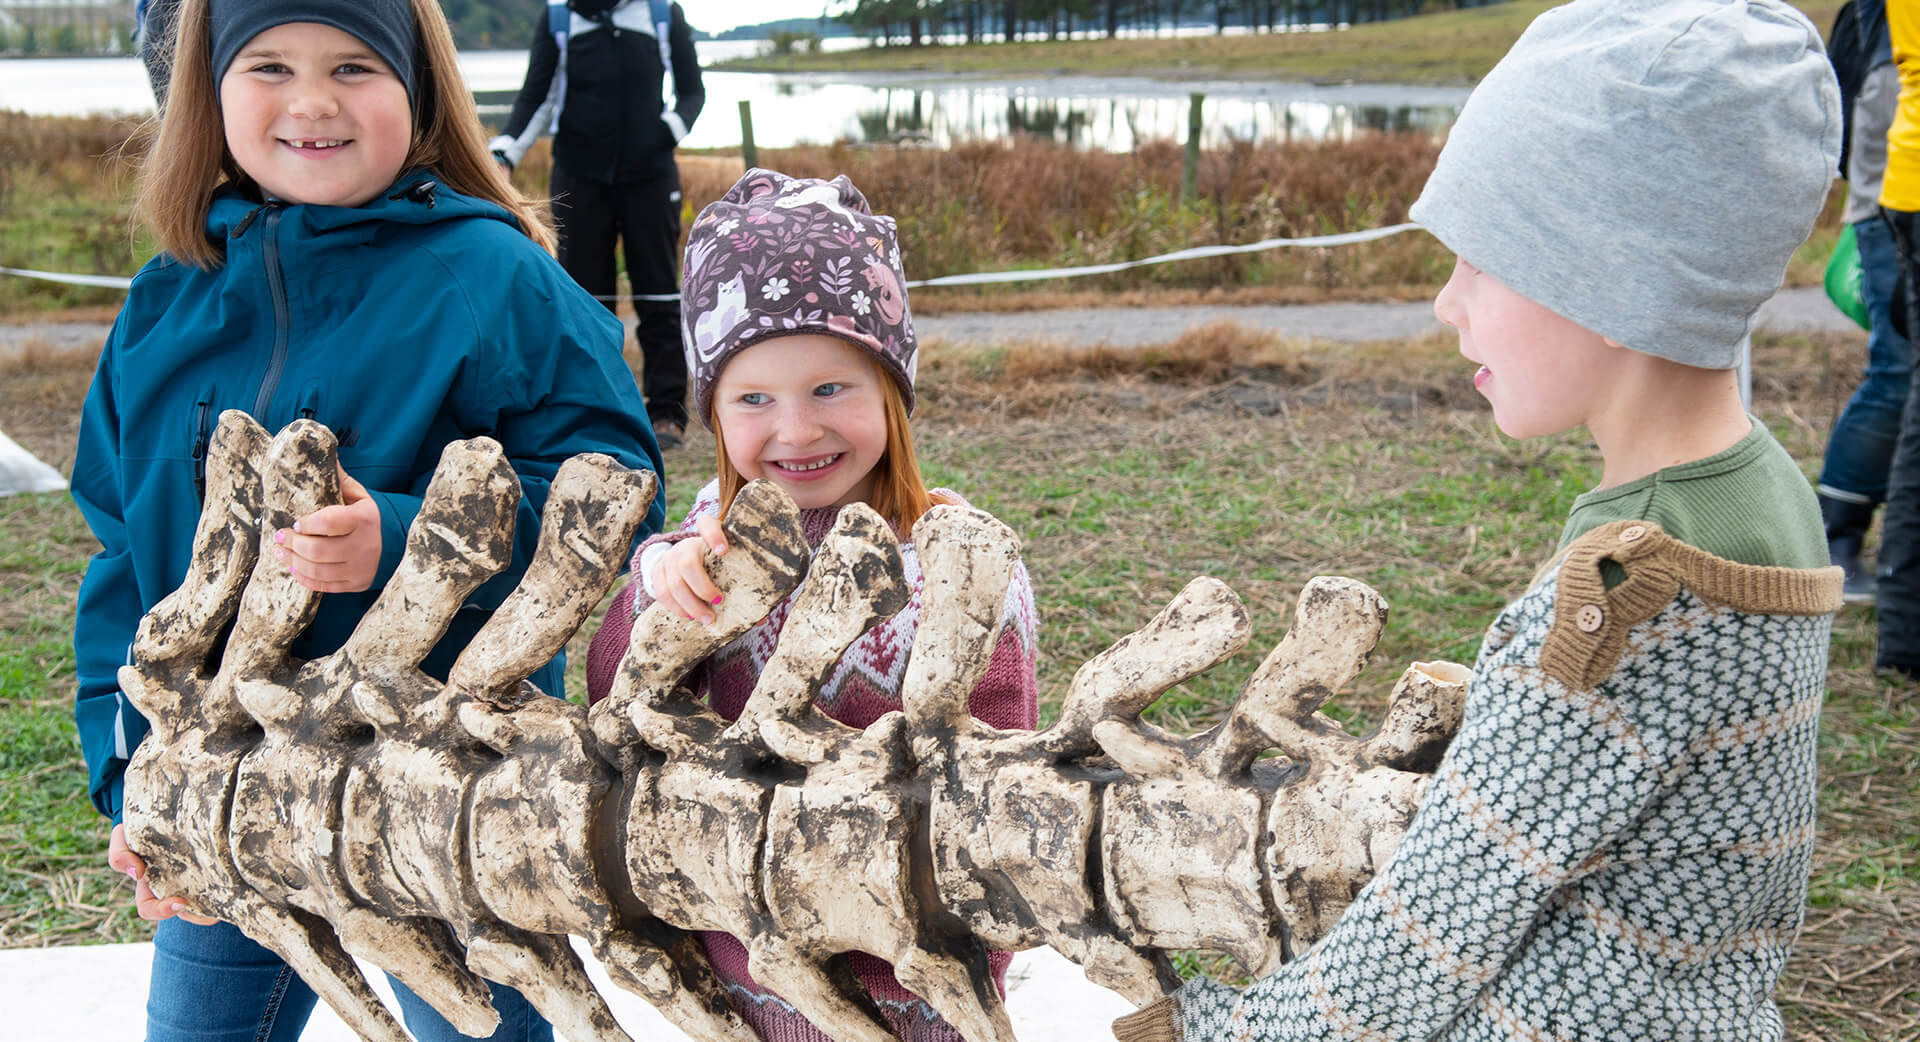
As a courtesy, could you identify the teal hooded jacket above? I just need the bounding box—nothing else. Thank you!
[71,173,664,824]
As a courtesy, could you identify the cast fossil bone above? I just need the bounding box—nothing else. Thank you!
[120,412,1470,1042]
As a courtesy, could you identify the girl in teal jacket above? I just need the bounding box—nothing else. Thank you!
[69,1,661,1039]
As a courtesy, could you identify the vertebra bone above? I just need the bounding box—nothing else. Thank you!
[121,411,1467,1041]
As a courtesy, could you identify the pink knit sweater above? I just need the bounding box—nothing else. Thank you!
[586,481,1040,1042]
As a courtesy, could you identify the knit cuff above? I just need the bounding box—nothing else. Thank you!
[630,528,699,597]
[1111,998,1180,1042]
[637,540,674,601]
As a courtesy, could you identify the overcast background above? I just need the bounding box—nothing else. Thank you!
[693,2,841,35]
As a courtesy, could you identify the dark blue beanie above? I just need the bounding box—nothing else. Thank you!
[210,0,418,105]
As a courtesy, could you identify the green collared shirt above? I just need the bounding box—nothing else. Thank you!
[1558,419,1826,570]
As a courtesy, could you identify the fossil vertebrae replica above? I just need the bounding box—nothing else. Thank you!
[121,411,1471,1042]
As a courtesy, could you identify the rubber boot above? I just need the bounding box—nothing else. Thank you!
[1821,492,1878,605]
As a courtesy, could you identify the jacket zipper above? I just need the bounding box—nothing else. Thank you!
[250,206,290,420]
[230,202,269,239]
[190,397,212,503]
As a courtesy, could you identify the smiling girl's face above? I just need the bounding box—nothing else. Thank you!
[710,333,891,511]
[220,21,411,208]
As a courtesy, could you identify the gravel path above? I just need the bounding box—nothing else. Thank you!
[919,285,1856,346]
[0,286,1856,357]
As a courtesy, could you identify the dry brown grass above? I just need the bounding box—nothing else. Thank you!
[1,323,1912,1037]
[449,132,1458,295]
[7,111,1847,318]
[0,339,97,654]
[0,338,97,471]
[906,326,1918,1041]
[1782,685,1920,1042]
[0,111,143,177]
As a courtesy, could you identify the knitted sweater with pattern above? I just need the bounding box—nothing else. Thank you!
[585,480,1040,1042]
[1114,521,1842,1042]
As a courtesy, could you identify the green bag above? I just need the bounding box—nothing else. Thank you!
[1825,221,1870,331]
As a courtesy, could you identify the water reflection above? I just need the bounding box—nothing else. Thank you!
[827,83,1457,151]
[1005,99,1092,143]
[380,52,1469,152]
[1,51,1468,153]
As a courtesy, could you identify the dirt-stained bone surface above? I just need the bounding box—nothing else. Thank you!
[122,412,1469,1041]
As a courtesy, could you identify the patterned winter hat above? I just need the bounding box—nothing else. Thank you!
[682,169,918,427]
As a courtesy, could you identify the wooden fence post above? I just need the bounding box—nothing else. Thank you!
[1182,93,1204,204]
[740,99,758,170]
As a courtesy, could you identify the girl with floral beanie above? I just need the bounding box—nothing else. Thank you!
[585,168,1039,1042]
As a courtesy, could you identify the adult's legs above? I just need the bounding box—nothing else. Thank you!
[616,169,689,433]
[1820,214,1914,599]
[389,974,553,1042]
[1875,205,1920,674]
[551,162,621,312]
[147,918,319,1042]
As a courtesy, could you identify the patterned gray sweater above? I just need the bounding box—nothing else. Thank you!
[1114,521,1842,1042]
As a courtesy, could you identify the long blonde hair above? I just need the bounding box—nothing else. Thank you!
[713,357,947,539]
[135,0,555,268]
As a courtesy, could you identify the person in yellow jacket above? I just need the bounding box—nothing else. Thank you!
[1876,0,1920,675]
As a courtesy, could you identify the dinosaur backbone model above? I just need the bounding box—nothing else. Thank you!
[117,412,1469,1042]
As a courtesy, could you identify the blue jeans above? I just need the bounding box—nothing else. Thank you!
[1820,214,1914,503]
[148,918,552,1042]
[1876,206,1920,671]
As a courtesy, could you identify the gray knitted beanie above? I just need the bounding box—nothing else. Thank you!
[1409,0,1840,370]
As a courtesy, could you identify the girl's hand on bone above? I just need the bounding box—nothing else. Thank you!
[651,515,730,624]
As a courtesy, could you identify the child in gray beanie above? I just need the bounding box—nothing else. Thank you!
[1112,2,1845,1041]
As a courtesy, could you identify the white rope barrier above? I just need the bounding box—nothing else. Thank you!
[906,223,1421,288]
[2,266,137,290]
[3,222,1425,299]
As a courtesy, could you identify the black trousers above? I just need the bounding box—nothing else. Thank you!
[551,162,688,427]
[1876,205,1920,671]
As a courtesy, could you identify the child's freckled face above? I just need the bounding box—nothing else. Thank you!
[712,334,890,511]
[1432,256,1622,439]
[220,22,411,208]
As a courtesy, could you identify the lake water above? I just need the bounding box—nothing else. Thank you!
[0,39,1466,151]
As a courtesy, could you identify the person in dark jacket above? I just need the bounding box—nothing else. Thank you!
[134,0,183,106]
[491,0,705,448]
[73,1,662,1039]
[1874,0,1920,676]
[1817,0,1903,603]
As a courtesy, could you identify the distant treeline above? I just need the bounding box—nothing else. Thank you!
[0,15,131,57]
[431,0,820,49]
[0,0,1508,57]
[0,1,767,56]
[702,17,858,41]
[439,0,539,51]
[837,0,1510,45]
[0,1,534,54]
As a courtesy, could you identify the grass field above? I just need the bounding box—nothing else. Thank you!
[1,319,1914,1039]
[718,1,1842,82]
[719,2,1558,82]
[0,114,1849,321]
[0,0,1848,317]
[0,0,1905,1032]
[0,113,1470,316]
